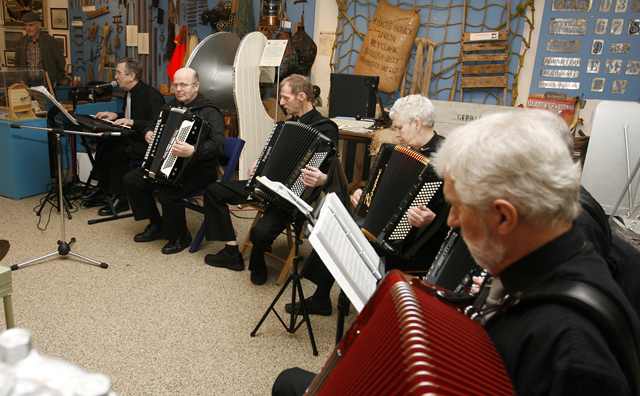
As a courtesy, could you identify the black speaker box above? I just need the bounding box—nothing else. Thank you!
[328,73,379,119]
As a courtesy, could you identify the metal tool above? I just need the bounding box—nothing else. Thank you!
[623,122,633,207]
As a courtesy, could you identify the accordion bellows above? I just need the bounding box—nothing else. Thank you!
[305,270,515,396]
[355,143,446,257]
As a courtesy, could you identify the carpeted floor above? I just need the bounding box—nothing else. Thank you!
[0,184,353,395]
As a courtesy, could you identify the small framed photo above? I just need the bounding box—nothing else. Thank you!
[4,31,23,51]
[4,50,16,68]
[53,34,68,58]
[50,8,68,30]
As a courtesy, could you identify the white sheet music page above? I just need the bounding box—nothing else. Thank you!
[309,193,382,312]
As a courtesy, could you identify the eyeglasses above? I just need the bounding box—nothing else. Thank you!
[391,124,405,132]
[172,82,197,90]
[115,72,131,76]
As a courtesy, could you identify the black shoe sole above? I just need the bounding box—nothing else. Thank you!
[204,255,244,271]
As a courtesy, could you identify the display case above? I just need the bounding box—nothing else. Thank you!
[0,69,45,110]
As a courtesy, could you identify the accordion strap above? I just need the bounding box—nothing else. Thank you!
[511,280,640,396]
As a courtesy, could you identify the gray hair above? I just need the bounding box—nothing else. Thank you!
[433,110,582,227]
[118,57,143,81]
[389,94,436,128]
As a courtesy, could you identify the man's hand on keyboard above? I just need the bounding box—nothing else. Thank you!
[114,118,133,127]
[95,111,117,121]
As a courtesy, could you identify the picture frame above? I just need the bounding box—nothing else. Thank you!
[50,8,67,30]
[4,31,23,51]
[53,34,68,58]
[1,0,47,28]
[4,50,16,68]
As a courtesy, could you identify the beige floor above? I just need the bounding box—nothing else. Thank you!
[0,188,353,395]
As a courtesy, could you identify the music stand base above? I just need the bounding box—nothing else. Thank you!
[250,220,318,356]
[11,238,108,271]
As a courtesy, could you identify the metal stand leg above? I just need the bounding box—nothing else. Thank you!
[250,218,318,356]
[11,131,108,271]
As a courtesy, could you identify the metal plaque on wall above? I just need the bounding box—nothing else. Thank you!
[634,0,640,12]
[541,69,580,78]
[595,19,608,34]
[549,19,588,35]
[611,19,625,35]
[612,79,627,93]
[630,20,640,35]
[610,43,631,53]
[592,39,604,55]
[625,61,640,75]
[587,59,601,73]
[538,81,581,89]
[543,57,581,67]
[547,39,581,52]
[591,78,605,92]
[551,0,593,11]
[615,0,628,12]
[600,0,613,11]
[605,59,623,73]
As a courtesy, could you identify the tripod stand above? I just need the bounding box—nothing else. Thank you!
[10,124,110,271]
[251,214,318,356]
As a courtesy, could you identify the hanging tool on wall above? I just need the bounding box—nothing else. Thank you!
[87,6,109,19]
[98,24,112,80]
[87,22,98,41]
[127,2,138,58]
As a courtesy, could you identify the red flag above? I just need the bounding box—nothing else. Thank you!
[167,26,187,83]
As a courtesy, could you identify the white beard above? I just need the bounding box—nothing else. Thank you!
[463,225,506,274]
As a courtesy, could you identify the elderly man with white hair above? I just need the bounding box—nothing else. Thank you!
[434,110,639,396]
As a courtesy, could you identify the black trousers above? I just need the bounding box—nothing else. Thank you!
[203,180,293,272]
[123,167,217,240]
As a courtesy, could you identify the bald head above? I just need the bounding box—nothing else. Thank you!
[172,68,200,105]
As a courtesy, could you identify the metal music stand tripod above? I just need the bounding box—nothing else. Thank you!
[9,123,110,271]
[251,213,318,355]
[250,180,318,356]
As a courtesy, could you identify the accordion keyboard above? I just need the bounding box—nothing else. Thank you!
[388,180,443,240]
[161,120,195,172]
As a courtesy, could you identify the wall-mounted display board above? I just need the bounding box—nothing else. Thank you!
[529,0,640,101]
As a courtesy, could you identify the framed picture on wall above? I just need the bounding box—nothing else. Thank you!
[1,0,47,28]
[4,50,16,68]
[53,34,68,58]
[50,8,67,30]
[4,31,23,51]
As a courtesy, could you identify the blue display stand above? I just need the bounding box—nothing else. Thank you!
[0,117,51,200]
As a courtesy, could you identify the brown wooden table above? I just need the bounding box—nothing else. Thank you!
[338,129,373,193]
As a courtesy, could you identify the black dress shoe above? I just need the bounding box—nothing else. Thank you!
[285,296,332,316]
[98,198,130,216]
[81,186,106,201]
[162,232,193,254]
[134,223,164,242]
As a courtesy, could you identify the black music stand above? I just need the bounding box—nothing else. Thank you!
[249,177,319,356]
[9,123,110,271]
[251,212,318,356]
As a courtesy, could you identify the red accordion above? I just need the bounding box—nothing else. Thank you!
[305,270,515,396]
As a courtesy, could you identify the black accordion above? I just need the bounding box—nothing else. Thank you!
[141,107,210,186]
[246,121,336,213]
[354,143,447,258]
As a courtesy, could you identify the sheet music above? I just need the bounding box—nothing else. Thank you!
[257,176,314,218]
[309,193,382,312]
[27,85,79,125]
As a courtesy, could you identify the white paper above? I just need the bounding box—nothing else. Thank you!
[259,40,288,67]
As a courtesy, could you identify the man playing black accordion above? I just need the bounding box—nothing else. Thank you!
[286,94,449,317]
[123,67,226,255]
[201,74,344,286]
